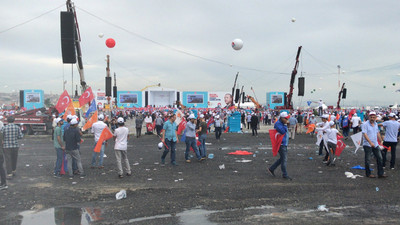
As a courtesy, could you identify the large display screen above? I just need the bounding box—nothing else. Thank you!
[187,94,204,104]
[119,93,138,104]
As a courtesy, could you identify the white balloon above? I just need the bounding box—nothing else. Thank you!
[98,33,104,38]
[291,18,296,22]
[231,39,243,50]
[158,142,163,149]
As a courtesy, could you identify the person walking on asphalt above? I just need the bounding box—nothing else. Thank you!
[197,114,208,159]
[2,116,23,180]
[91,114,107,169]
[64,119,85,178]
[379,113,400,170]
[361,111,386,178]
[184,114,203,163]
[267,112,292,180]
[250,113,259,137]
[113,117,131,178]
[0,132,8,190]
[214,115,223,140]
[135,113,143,138]
[161,113,179,166]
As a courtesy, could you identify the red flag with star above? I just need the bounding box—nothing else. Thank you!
[79,87,94,107]
[269,129,284,157]
[55,90,72,113]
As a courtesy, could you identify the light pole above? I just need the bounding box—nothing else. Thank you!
[337,65,341,89]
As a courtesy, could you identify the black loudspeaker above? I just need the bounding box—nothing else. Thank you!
[19,90,24,108]
[177,92,180,102]
[242,92,245,103]
[105,77,112,96]
[235,89,240,103]
[342,88,347,99]
[145,91,149,106]
[113,86,117,98]
[298,77,305,96]
[284,92,288,106]
[60,11,76,64]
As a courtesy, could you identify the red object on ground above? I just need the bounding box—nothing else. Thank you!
[228,150,253,155]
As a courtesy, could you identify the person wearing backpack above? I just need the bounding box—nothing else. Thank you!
[341,114,350,138]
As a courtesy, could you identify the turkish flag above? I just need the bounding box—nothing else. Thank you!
[224,126,229,133]
[55,90,71,113]
[177,119,187,135]
[269,129,284,157]
[94,128,113,153]
[82,111,98,131]
[335,139,346,156]
[79,87,94,107]
[349,109,356,119]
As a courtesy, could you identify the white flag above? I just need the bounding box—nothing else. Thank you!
[351,132,363,153]
[323,133,329,151]
[175,108,184,125]
[316,131,323,146]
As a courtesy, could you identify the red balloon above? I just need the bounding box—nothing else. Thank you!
[105,38,116,48]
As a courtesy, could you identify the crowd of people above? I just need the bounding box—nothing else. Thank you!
[1,105,399,190]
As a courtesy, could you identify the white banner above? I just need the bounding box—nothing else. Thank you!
[316,131,323,146]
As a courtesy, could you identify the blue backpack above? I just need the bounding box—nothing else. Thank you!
[342,117,349,128]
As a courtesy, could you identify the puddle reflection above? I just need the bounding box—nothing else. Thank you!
[2,207,103,225]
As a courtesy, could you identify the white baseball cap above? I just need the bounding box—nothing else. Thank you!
[388,113,396,118]
[329,121,335,126]
[70,118,78,125]
[280,111,290,119]
[117,117,124,123]
[369,111,377,116]
[188,114,195,119]
[67,115,73,120]
[55,118,62,124]
[322,114,329,119]
[200,114,204,118]
[98,114,104,120]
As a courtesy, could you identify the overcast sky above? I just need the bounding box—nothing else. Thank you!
[1,0,400,107]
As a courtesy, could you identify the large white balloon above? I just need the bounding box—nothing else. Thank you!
[98,33,104,38]
[231,39,243,50]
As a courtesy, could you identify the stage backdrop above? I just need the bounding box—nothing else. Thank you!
[267,92,285,109]
[23,90,44,110]
[182,91,208,108]
[117,91,142,108]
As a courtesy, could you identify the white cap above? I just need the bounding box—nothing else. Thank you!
[188,114,195,119]
[369,111,377,116]
[329,121,335,126]
[55,118,62,124]
[322,114,329,119]
[67,115,73,120]
[200,114,204,118]
[98,114,104,120]
[117,117,124,123]
[388,113,396,118]
[70,118,78,125]
[280,111,290,119]
[216,115,220,119]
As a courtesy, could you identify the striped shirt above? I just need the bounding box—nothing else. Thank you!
[2,123,23,148]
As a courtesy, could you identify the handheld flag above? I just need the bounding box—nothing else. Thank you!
[85,99,97,118]
[350,132,363,153]
[62,100,76,120]
[177,119,187,135]
[55,90,72,113]
[207,116,215,128]
[316,131,323,146]
[82,111,98,131]
[306,124,315,134]
[94,127,113,153]
[79,87,94,107]
[335,139,346,156]
[269,129,284,157]
[224,126,230,133]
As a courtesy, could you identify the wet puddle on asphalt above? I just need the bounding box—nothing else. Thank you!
[2,207,103,225]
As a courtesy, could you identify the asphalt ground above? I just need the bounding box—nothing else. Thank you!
[1,121,400,224]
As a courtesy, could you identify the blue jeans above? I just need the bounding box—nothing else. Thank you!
[91,142,105,166]
[363,145,384,177]
[161,139,176,163]
[199,134,207,157]
[185,137,201,160]
[54,147,63,175]
[270,145,288,177]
